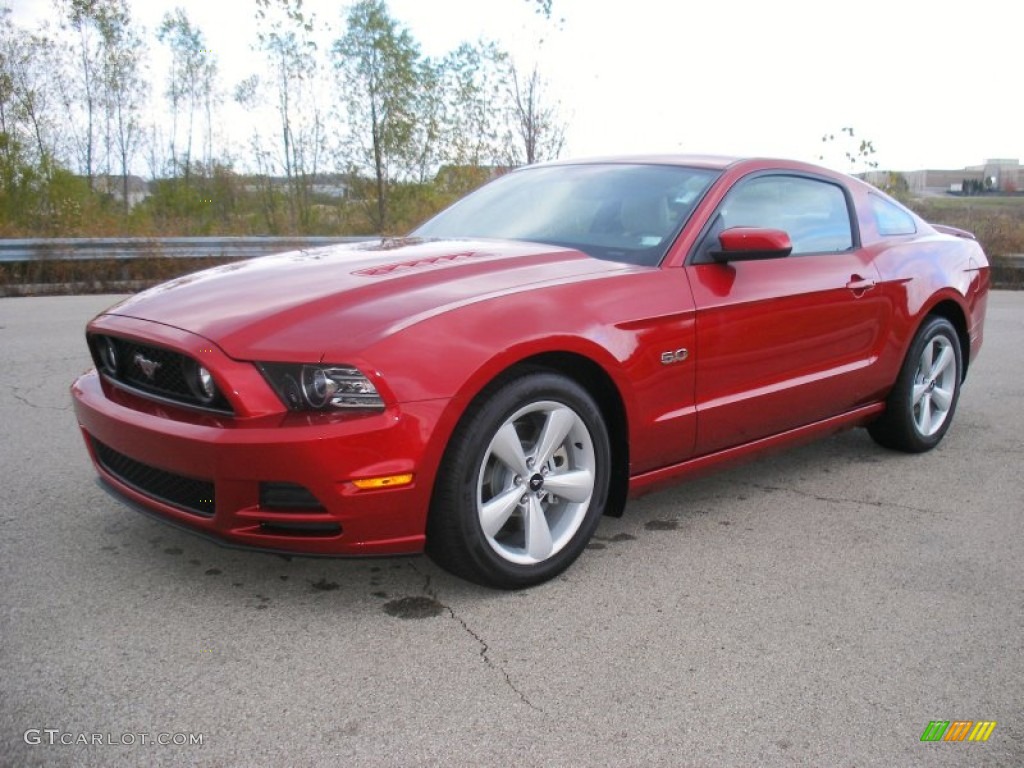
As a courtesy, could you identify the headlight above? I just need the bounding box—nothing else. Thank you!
[258,363,384,411]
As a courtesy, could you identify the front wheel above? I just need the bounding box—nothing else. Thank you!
[868,316,963,453]
[427,372,611,589]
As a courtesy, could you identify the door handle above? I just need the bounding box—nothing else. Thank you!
[846,275,876,294]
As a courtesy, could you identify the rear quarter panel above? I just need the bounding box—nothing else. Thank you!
[869,232,989,378]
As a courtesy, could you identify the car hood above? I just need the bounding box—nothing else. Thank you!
[104,238,631,361]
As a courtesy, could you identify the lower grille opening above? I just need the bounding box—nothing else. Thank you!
[259,482,326,511]
[258,521,342,537]
[91,436,215,517]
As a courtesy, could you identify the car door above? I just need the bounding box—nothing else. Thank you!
[685,173,891,455]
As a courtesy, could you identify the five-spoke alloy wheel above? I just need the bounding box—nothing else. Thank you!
[428,371,610,588]
[869,316,963,453]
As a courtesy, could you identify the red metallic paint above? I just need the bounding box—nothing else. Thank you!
[715,226,793,257]
[70,156,990,558]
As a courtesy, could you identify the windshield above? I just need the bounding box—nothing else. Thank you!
[413,163,719,266]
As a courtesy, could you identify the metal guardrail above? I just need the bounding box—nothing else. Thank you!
[4,237,1021,266]
[1,238,1021,292]
[0,236,376,263]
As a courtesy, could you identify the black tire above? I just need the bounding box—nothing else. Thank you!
[868,316,963,453]
[426,371,611,589]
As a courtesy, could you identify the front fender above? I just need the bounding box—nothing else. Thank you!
[361,267,700,486]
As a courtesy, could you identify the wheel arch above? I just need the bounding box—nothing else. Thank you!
[921,297,971,382]
[429,349,631,523]
[509,351,629,519]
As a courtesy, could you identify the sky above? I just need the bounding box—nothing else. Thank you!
[7,0,1023,174]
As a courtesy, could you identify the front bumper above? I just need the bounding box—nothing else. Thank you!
[72,366,448,556]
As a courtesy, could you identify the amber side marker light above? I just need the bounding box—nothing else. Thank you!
[351,474,414,490]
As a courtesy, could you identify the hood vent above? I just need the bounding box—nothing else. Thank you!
[354,250,485,277]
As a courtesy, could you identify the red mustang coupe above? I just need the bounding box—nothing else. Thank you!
[72,156,989,588]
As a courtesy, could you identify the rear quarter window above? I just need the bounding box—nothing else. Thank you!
[870,195,917,236]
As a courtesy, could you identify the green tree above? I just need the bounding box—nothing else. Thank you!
[0,7,78,231]
[332,0,423,232]
[878,171,910,201]
[157,8,219,185]
[438,41,507,169]
[0,14,61,170]
[250,0,326,231]
[55,0,147,213]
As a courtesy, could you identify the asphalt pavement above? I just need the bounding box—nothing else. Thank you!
[1,292,1021,767]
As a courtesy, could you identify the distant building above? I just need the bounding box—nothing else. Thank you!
[91,174,151,208]
[239,173,351,199]
[867,159,1021,194]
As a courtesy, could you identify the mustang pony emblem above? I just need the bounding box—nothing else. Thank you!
[132,353,161,380]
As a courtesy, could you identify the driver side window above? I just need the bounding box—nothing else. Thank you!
[714,175,854,256]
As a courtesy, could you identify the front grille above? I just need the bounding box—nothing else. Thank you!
[88,334,233,414]
[92,437,215,517]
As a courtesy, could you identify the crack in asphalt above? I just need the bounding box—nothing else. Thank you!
[411,563,543,713]
[10,389,72,412]
[742,482,934,515]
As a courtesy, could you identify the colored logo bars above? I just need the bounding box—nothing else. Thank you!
[921,721,997,742]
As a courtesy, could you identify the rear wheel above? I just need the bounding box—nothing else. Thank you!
[427,372,610,589]
[868,316,962,453]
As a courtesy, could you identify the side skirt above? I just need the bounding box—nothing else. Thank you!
[628,403,885,497]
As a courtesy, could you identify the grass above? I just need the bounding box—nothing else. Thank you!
[912,195,1024,209]
[2,195,1021,296]
[909,196,1024,257]
[907,196,1024,288]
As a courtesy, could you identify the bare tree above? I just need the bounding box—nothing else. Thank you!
[105,16,146,213]
[528,0,553,17]
[819,126,879,175]
[504,61,565,167]
[54,0,106,184]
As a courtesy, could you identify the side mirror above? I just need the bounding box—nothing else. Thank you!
[711,227,793,262]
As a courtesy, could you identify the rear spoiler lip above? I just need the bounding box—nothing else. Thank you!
[932,223,977,241]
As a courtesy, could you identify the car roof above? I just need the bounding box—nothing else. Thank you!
[539,154,741,170]
[532,154,866,185]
